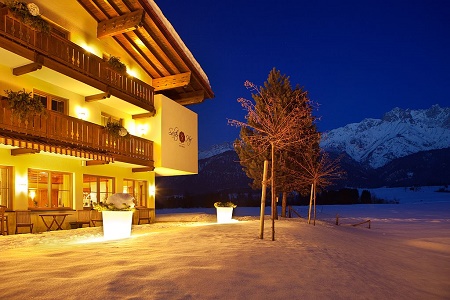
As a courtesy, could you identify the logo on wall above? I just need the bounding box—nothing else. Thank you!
[169,127,193,148]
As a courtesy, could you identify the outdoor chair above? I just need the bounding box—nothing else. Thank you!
[91,210,103,227]
[15,210,33,234]
[0,205,9,235]
[76,210,91,227]
[137,208,152,225]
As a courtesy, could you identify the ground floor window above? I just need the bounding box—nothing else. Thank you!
[83,175,115,207]
[123,179,147,207]
[0,166,12,208]
[28,169,72,209]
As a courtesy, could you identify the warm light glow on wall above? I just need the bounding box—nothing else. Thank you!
[80,43,100,56]
[137,124,149,136]
[126,69,137,78]
[16,175,27,193]
[75,106,88,120]
[149,185,155,197]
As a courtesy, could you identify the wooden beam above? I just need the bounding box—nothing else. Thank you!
[12,62,42,76]
[132,112,156,119]
[11,148,39,156]
[132,167,155,172]
[97,9,145,39]
[85,160,109,166]
[153,72,191,91]
[85,92,110,102]
[176,90,205,105]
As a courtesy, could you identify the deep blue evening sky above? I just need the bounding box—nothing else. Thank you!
[157,0,450,150]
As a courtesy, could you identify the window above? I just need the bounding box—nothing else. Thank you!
[33,90,68,114]
[0,166,12,208]
[123,179,147,207]
[83,175,115,207]
[28,169,72,209]
[101,112,122,126]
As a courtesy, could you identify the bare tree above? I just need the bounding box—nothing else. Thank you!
[229,77,316,240]
[287,151,345,225]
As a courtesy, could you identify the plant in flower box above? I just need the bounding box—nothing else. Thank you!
[4,89,47,121]
[93,193,135,240]
[5,1,50,33]
[214,201,237,223]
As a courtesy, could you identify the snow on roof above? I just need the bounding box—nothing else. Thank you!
[147,0,211,88]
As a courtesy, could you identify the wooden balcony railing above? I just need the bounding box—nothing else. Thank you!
[0,100,153,167]
[0,7,154,112]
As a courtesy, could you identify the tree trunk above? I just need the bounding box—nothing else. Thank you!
[308,183,313,224]
[313,181,317,226]
[259,160,269,239]
[281,191,287,218]
[271,142,276,241]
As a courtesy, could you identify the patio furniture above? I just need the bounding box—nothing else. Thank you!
[15,210,33,234]
[0,205,9,235]
[39,214,70,231]
[91,210,103,227]
[75,210,91,227]
[137,207,152,225]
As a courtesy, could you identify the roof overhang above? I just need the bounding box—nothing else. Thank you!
[76,0,214,105]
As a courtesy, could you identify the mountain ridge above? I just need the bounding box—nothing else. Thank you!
[320,104,450,168]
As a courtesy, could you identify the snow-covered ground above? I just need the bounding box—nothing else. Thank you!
[0,187,449,299]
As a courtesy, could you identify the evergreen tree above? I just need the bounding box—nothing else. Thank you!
[230,68,318,239]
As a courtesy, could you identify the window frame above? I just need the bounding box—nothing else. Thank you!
[0,166,13,209]
[27,169,73,210]
[33,89,69,115]
[123,179,147,207]
[83,174,115,207]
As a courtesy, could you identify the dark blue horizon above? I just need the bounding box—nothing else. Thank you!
[157,0,450,150]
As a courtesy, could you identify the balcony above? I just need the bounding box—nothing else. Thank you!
[0,100,154,168]
[0,6,155,113]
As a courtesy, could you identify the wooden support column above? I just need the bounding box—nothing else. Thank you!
[132,112,156,119]
[11,148,39,156]
[84,160,109,166]
[132,167,154,173]
[153,72,191,91]
[97,10,145,38]
[176,90,205,105]
[85,93,110,102]
[13,62,42,76]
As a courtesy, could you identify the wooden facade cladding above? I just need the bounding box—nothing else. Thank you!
[0,7,155,113]
[0,100,154,168]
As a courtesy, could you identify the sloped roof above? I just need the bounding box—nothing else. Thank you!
[77,0,214,105]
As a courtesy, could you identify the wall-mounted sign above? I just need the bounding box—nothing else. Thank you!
[169,127,193,148]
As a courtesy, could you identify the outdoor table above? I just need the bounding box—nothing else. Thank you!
[39,214,70,231]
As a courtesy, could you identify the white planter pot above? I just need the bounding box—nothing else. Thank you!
[216,207,234,223]
[102,210,133,240]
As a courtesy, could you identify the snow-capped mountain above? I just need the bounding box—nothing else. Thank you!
[320,105,450,168]
[198,142,234,160]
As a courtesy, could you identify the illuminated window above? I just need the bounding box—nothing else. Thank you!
[33,90,68,114]
[83,175,115,207]
[0,166,12,208]
[123,179,147,207]
[28,169,72,209]
[101,112,122,126]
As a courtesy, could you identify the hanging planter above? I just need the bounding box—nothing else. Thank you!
[104,121,129,139]
[4,89,46,121]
